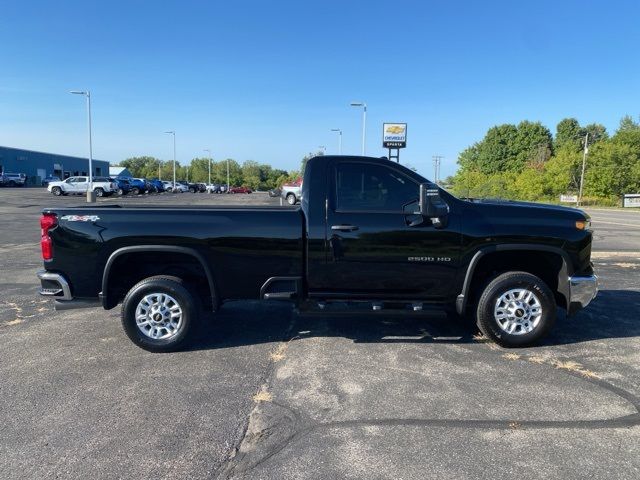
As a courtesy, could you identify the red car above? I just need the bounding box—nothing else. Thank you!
[229,186,252,194]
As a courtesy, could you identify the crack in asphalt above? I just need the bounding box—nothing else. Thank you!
[217,318,640,479]
[214,314,299,479]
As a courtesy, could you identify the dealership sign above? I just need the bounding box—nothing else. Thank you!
[383,123,407,148]
[623,194,640,208]
[560,194,578,203]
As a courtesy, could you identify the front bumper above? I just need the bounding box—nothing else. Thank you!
[568,274,598,314]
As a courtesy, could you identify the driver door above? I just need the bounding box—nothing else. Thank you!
[319,160,460,299]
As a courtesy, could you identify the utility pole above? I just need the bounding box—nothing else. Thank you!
[331,128,342,154]
[578,132,589,207]
[350,102,367,155]
[70,90,94,202]
[164,131,176,190]
[204,149,211,185]
[432,155,443,184]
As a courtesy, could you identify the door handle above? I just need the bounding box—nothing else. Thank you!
[331,224,359,232]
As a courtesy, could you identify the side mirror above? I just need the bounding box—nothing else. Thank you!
[419,183,449,218]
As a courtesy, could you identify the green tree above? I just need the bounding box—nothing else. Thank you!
[120,156,163,178]
[241,160,263,189]
[554,118,582,151]
[542,146,582,197]
[300,149,324,175]
[585,141,639,199]
[612,115,640,150]
[457,121,552,174]
[212,159,242,186]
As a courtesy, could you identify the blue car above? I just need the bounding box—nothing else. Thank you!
[110,177,131,196]
[126,178,147,195]
[147,179,165,193]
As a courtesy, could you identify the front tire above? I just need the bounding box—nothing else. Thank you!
[476,271,556,348]
[52,186,62,196]
[121,276,198,352]
[95,187,104,197]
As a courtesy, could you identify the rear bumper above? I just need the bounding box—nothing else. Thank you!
[567,274,598,315]
[37,270,72,300]
[37,270,100,310]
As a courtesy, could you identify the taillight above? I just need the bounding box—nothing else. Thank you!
[40,213,57,260]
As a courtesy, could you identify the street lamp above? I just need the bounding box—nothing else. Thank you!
[70,90,94,202]
[331,128,342,154]
[164,131,176,190]
[204,149,212,185]
[350,102,367,155]
[578,132,589,207]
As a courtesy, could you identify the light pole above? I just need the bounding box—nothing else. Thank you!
[164,131,176,190]
[204,149,212,185]
[226,158,230,193]
[578,132,589,207]
[350,102,367,155]
[331,128,342,154]
[70,90,94,202]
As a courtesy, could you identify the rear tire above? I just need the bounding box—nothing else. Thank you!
[476,271,556,348]
[121,276,198,352]
[286,193,296,205]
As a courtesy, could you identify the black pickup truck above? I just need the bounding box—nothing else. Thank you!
[37,155,598,351]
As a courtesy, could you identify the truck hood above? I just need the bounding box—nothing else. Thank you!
[465,198,588,219]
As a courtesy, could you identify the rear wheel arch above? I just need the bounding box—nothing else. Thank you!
[456,245,571,316]
[102,246,219,311]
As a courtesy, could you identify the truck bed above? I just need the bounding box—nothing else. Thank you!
[43,205,304,302]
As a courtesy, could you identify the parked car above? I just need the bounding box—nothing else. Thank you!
[195,183,207,193]
[37,155,598,352]
[206,183,222,194]
[41,175,61,187]
[1,172,27,187]
[47,176,116,197]
[281,180,302,205]
[110,177,131,196]
[126,178,147,195]
[171,182,189,193]
[229,186,253,194]
[268,188,281,197]
[147,179,165,193]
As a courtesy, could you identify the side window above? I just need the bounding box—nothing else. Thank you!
[76,177,88,183]
[336,163,418,212]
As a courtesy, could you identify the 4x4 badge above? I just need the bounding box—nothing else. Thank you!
[60,215,100,222]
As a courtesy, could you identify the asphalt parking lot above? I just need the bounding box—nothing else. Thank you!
[1,188,639,479]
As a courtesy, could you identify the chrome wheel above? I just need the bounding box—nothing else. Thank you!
[135,293,183,340]
[493,288,542,335]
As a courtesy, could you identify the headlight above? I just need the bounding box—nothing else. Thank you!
[575,219,591,230]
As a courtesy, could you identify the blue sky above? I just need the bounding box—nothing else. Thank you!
[1,0,638,179]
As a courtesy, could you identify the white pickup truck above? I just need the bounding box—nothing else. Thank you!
[47,176,117,197]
